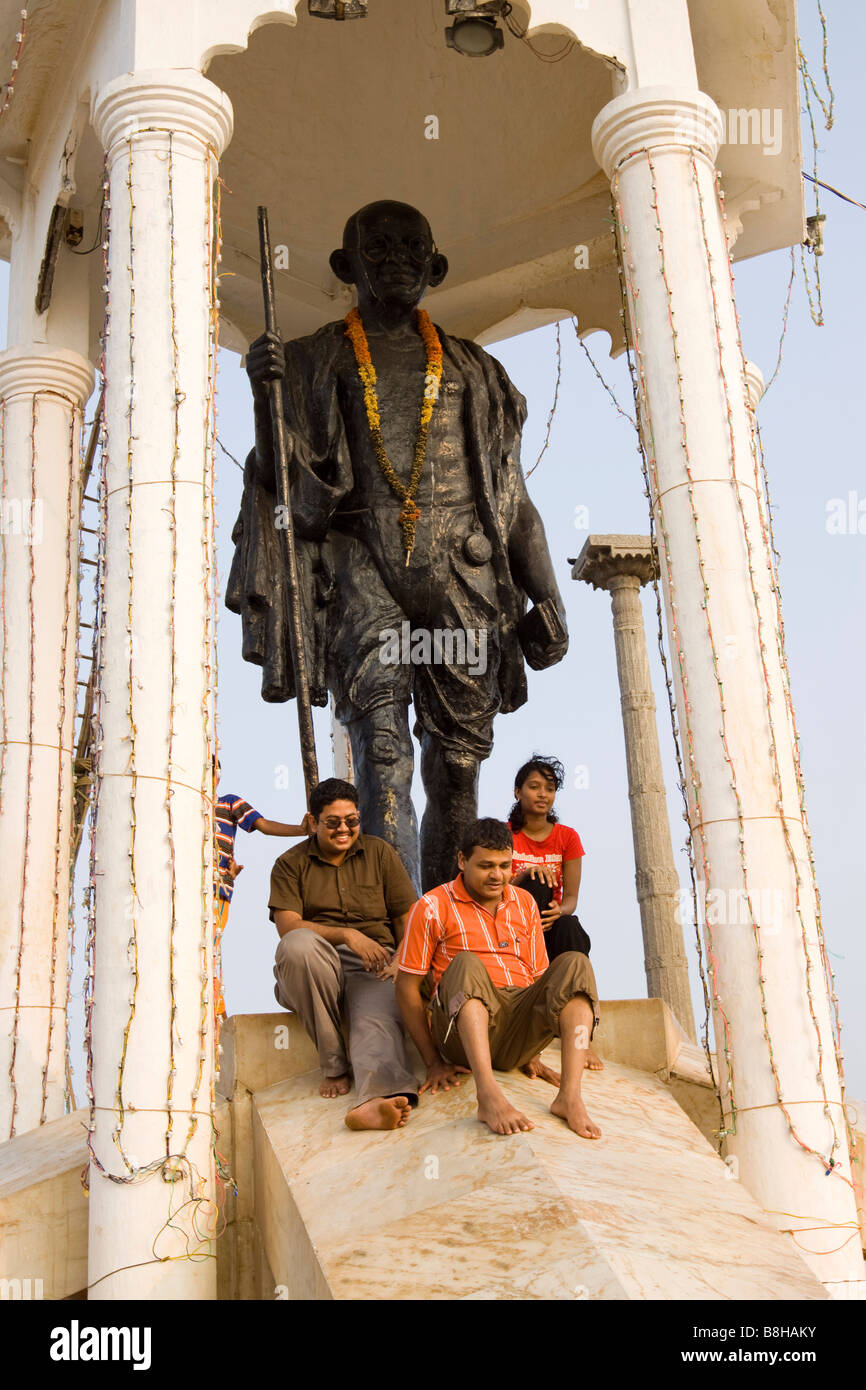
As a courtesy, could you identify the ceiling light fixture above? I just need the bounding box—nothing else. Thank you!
[445,1,511,57]
[308,0,368,19]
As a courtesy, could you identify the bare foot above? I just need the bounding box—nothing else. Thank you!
[585,1045,604,1071]
[476,1085,534,1136]
[550,1093,602,1140]
[320,1073,351,1098]
[345,1096,412,1131]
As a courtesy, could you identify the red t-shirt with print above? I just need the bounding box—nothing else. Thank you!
[510,822,584,903]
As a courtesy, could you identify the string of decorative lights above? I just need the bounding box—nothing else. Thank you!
[43,400,79,1124]
[180,135,218,1167]
[7,393,39,1137]
[208,168,225,1068]
[714,175,860,1184]
[82,155,112,1185]
[524,319,561,480]
[0,9,27,127]
[797,28,833,328]
[65,453,87,1115]
[208,169,234,1218]
[0,402,6,817]
[0,400,8,1135]
[799,1,834,131]
[112,132,140,1173]
[693,159,843,1171]
[616,152,739,1130]
[165,131,181,1160]
[610,209,717,1104]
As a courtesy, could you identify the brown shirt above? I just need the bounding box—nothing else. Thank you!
[268,833,417,949]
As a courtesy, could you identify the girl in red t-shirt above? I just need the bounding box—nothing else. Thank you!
[508,755,602,1069]
[508,755,590,958]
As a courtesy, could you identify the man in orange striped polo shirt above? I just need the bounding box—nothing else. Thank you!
[396,818,601,1139]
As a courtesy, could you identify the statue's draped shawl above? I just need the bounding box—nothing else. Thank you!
[225,321,531,713]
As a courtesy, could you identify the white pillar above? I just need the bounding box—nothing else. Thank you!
[593,88,864,1296]
[88,71,232,1300]
[0,348,93,1137]
[574,537,695,1040]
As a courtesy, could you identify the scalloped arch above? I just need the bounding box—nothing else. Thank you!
[198,1,624,75]
[508,1,626,73]
[200,5,302,71]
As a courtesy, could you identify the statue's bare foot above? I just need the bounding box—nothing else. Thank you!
[345,1096,411,1130]
[476,1084,534,1135]
[320,1073,351,1098]
[585,1045,604,1071]
[550,1093,602,1139]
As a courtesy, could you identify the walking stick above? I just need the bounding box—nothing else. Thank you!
[257,205,320,802]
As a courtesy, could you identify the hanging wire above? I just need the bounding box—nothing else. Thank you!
[572,318,636,429]
[761,249,796,396]
[215,433,244,473]
[524,320,561,480]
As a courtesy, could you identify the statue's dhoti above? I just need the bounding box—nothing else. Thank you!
[326,520,501,761]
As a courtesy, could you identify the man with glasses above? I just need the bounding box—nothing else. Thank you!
[269,777,420,1130]
[229,200,568,895]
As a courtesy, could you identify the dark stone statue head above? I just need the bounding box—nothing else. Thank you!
[329,201,449,316]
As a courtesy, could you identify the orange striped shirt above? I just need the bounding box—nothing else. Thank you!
[398,876,548,989]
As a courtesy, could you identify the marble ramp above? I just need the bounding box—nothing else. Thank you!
[252,1045,828,1301]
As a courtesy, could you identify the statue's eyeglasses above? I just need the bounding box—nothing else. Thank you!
[360,234,434,266]
[320,815,361,829]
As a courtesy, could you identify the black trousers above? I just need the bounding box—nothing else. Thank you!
[522,877,591,958]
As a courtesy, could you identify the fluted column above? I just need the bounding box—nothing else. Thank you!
[592,89,864,1294]
[573,536,695,1040]
[0,348,93,1136]
[88,70,232,1300]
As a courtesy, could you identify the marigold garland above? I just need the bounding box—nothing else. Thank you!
[344,306,443,564]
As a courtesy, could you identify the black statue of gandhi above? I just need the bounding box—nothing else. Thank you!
[227,200,568,891]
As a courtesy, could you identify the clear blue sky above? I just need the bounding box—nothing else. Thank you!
[4,1,858,1103]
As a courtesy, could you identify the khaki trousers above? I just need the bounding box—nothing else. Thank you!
[430,950,599,1072]
[273,928,419,1106]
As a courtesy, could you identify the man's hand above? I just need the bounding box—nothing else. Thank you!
[378,952,400,981]
[228,858,244,882]
[420,1059,470,1095]
[521,1054,561,1087]
[246,330,285,396]
[341,928,390,972]
[300,811,314,835]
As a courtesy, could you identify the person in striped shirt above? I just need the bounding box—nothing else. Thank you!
[214,760,310,1017]
[396,818,601,1139]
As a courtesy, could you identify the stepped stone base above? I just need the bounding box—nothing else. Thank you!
[248,1033,826,1301]
[2,1001,862,1300]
